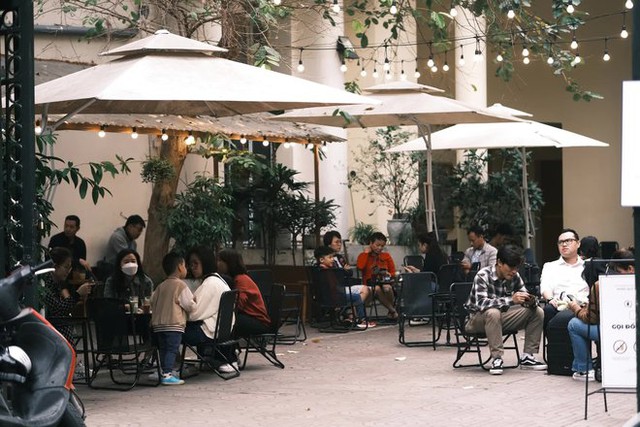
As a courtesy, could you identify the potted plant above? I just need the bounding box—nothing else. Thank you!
[350,126,423,244]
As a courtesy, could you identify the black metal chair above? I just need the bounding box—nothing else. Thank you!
[450,282,520,371]
[599,241,619,259]
[307,266,369,332]
[397,272,441,349]
[403,255,424,271]
[179,290,240,380]
[86,298,160,391]
[240,283,286,369]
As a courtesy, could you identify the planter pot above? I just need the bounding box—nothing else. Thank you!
[276,231,292,249]
[387,218,411,245]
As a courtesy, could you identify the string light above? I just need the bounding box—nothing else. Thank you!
[321,142,329,153]
[496,53,504,62]
[283,142,291,149]
[307,142,314,150]
[427,42,435,67]
[340,58,348,72]
[390,0,397,15]
[547,43,554,65]
[443,50,450,71]
[521,45,529,57]
[625,0,634,9]
[262,139,269,147]
[570,30,578,49]
[458,44,465,66]
[431,65,438,72]
[372,67,379,78]
[450,2,457,17]
[185,131,195,145]
[35,120,42,135]
[414,57,421,78]
[131,127,138,139]
[603,38,611,61]
[400,60,407,80]
[473,36,482,62]
[98,124,106,138]
[507,8,515,19]
[273,0,282,5]
[360,65,367,77]
[621,12,629,38]
[240,135,247,144]
[566,0,575,14]
[296,48,305,73]
[332,0,340,13]
[523,56,530,64]
[385,69,392,80]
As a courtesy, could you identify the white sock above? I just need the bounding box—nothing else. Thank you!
[521,353,532,359]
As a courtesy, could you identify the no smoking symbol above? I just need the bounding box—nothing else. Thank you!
[614,340,628,354]
[624,300,632,308]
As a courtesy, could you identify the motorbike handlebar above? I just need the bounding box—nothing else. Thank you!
[0,259,55,321]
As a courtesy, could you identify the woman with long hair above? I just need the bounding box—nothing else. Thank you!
[104,249,154,301]
[217,249,271,336]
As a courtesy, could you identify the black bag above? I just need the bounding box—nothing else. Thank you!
[546,314,574,376]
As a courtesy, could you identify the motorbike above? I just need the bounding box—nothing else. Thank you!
[0,260,86,426]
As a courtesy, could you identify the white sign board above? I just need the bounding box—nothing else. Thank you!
[599,274,636,388]
[621,81,640,206]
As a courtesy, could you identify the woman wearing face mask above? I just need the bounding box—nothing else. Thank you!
[104,249,154,300]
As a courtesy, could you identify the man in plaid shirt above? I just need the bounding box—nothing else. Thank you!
[464,245,546,375]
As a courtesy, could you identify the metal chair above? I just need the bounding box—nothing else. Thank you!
[86,298,160,390]
[179,290,240,380]
[397,272,441,349]
[240,283,286,369]
[450,282,520,370]
[403,255,424,271]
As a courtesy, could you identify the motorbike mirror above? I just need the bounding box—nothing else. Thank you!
[34,268,55,276]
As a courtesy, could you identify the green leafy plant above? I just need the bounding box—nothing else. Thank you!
[141,157,176,183]
[350,127,422,218]
[446,149,544,236]
[164,174,235,254]
[349,222,377,245]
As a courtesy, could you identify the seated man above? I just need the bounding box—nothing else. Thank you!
[567,249,635,381]
[540,228,589,330]
[48,214,90,270]
[461,225,497,275]
[464,245,546,375]
[356,232,398,320]
[105,215,146,266]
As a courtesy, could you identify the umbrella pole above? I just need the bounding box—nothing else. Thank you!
[521,147,532,249]
[417,123,437,238]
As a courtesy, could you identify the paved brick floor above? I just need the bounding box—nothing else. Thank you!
[77,323,636,426]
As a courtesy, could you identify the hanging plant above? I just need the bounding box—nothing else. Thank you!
[141,157,176,183]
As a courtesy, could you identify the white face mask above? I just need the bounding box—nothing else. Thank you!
[121,262,138,276]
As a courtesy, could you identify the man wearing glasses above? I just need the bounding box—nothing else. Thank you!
[465,245,546,375]
[540,228,589,330]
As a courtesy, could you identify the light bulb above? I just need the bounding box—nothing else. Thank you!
[400,70,407,80]
[459,56,465,66]
[570,39,578,50]
[262,140,269,147]
[430,65,438,72]
[321,143,329,153]
[360,67,367,77]
[240,136,247,144]
[340,62,348,72]
[523,57,530,64]
[566,2,574,14]
[474,51,482,62]
[297,61,305,73]
[625,0,634,9]
[161,131,169,141]
[131,127,138,139]
[547,55,554,65]
[273,0,281,4]
[383,59,390,71]
[522,47,529,57]
[496,54,504,62]
[450,7,458,17]
[603,51,611,61]
[185,132,195,145]
[35,123,42,135]
[283,142,291,149]
[390,4,397,14]
[332,0,340,13]
[507,9,515,19]
[442,63,450,72]
[385,70,392,80]
[427,57,434,68]
[621,27,629,38]
[373,68,379,78]
[414,69,421,78]
[98,125,106,138]
[307,143,314,150]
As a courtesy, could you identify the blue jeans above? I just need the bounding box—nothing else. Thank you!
[344,291,365,319]
[567,317,599,372]
[155,331,182,375]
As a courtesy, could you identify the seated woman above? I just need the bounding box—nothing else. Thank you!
[567,249,634,381]
[183,245,237,373]
[104,249,154,301]
[217,249,271,336]
[42,247,93,343]
[404,232,448,275]
[356,232,398,320]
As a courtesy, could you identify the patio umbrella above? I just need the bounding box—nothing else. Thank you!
[34,29,377,128]
[387,107,609,247]
[273,82,517,234]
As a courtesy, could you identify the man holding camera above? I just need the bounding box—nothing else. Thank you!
[464,245,546,375]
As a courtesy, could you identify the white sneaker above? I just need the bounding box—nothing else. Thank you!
[572,370,595,382]
[217,362,239,374]
[489,358,504,375]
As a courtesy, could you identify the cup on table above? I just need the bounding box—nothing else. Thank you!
[129,296,139,313]
[142,297,151,314]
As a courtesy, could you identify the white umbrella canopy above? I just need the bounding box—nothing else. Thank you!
[34,30,377,121]
[387,112,609,248]
[274,83,518,234]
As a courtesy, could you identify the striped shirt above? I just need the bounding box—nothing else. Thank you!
[465,265,526,313]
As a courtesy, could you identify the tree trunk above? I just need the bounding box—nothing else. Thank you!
[143,136,187,283]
